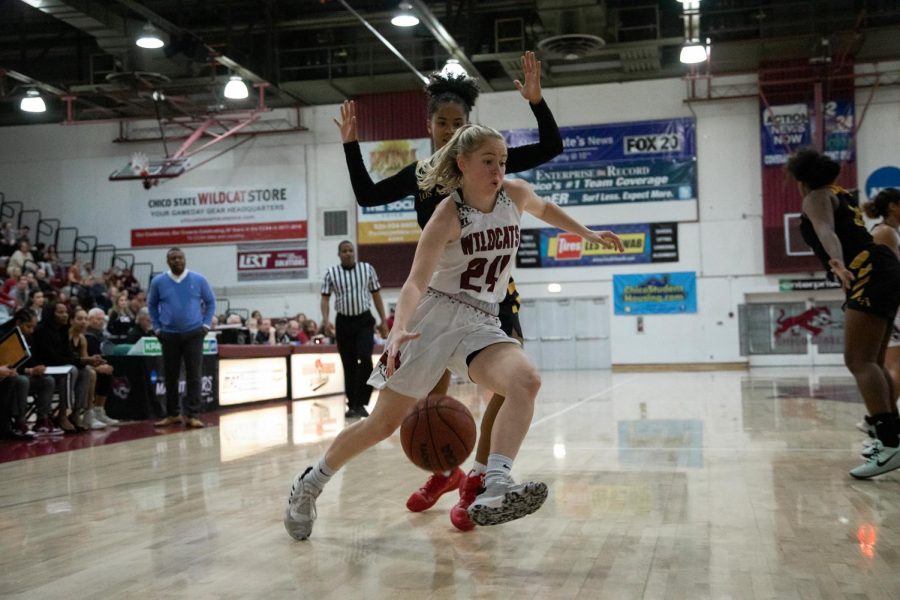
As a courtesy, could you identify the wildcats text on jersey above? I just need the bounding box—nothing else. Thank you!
[460,225,521,256]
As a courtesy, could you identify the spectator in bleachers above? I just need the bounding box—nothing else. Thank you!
[302,318,320,341]
[128,290,146,315]
[8,240,34,274]
[11,275,30,308]
[251,310,263,321]
[125,307,154,344]
[0,364,32,439]
[34,268,54,296]
[107,292,134,343]
[12,308,61,436]
[3,265,20,292]
[255,318,275,345]
[0,222,16,256]
[69,308,107,430]
[247,316,259,341]
[32,302,94,433]
[85,274,111,311]
[225,313,243,326]
[120,268,140,295]
[287,319,304,343]
[27,290,45,321]
[274,319,291,344]
[85,308,118,425]
[15,225,31,246]
[67,257,83,287]
[41,244,61,280]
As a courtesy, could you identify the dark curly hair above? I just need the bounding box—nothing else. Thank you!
[425,72,480,118]
[863,187,900,219]
[785,148,840,189]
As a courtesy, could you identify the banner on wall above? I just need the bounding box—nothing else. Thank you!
[761,94,856,274]
[356,138,431,244]
[236,241,308,281]
[503,118,697,209]
[517,222,678,268]
[761,100,854,165]
[131,184,307,247]
[613,271,697,315]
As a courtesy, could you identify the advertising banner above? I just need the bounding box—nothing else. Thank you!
[131,183,307,247]
[236,242,308,281]
[503,118,697,209]
[613,271,697,315]
[761,100,854,166]
[517,222,678,268]
[357,138,432,244]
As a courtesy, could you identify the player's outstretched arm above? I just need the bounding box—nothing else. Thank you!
[385,198,461,375]
[504,179,624,253]
[336,100,419,208]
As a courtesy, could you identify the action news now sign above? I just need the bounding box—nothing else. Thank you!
[237,242,308,281]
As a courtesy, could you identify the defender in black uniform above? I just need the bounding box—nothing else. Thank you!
[788,148,900,479]
[335,52,562,529]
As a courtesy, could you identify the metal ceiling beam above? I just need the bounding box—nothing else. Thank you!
[409,0,494,90]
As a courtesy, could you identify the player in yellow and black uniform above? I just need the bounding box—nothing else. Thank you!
[788,148,900,480]
[498,278,523,339]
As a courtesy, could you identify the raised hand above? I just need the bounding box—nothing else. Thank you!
[333,100,358,143]
[513,51,543,104]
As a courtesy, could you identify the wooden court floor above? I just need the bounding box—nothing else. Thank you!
[2,367,899,599]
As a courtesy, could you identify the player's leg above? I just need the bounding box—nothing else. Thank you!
[464,342,547,526]
[284,386,416,540]
[845,309,900,478]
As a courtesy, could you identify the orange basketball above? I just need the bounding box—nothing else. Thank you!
[400,395,476,473]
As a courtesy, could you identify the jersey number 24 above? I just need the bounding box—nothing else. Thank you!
[460,254,511,294]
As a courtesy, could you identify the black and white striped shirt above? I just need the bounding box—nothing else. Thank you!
[321,262,381,316]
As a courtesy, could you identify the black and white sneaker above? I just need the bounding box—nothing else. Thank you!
[284,467,319,540]
[467,476,548,526]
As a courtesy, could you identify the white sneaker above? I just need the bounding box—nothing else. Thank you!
[84,411,107,430]
[850,441,900,479]
[467,475,548,526]
[284,467,319,540]
[94,408,119,426]
[861,438,879,459]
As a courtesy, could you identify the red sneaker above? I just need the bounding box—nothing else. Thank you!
[406,467,465,512]
[450,472,485,531]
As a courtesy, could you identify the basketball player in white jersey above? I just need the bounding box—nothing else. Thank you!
[284,124,624,539]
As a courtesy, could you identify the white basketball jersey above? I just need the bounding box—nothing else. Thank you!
[428,188,521,305]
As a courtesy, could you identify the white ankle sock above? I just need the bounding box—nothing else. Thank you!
[470,461,487,476]
[307,458,334,491]
[485,453,513,490]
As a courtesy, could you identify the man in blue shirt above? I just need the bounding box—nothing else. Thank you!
[147,247,216,428]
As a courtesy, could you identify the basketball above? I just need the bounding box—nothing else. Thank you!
[400,395,477,473]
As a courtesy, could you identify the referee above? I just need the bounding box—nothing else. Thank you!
[321,240,388,418]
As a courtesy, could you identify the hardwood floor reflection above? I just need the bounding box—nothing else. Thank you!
[2,368,899,599]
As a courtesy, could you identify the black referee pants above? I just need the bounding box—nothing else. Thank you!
[335,312,376,411]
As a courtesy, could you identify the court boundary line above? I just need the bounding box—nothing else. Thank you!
[530,376,640,428]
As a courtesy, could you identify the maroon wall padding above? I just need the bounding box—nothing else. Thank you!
[759,60,858,274]
[353,90,429,142]
[357,242,418,289]
[218,345,292,358]
[349,90,429,287]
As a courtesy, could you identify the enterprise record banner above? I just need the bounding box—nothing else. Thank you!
[503,118,696,209]
[517,222,678,268]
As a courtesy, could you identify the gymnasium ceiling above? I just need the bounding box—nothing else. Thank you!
[1,0,900,127]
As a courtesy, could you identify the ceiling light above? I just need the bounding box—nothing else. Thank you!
[391,2,419,27]
[441,58,467,77]
[223,75,249,100]
[136,22,165,49]
[20,90,46,113]
[679,43,708,64]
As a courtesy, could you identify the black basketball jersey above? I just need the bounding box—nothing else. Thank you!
[800,186,874,274]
